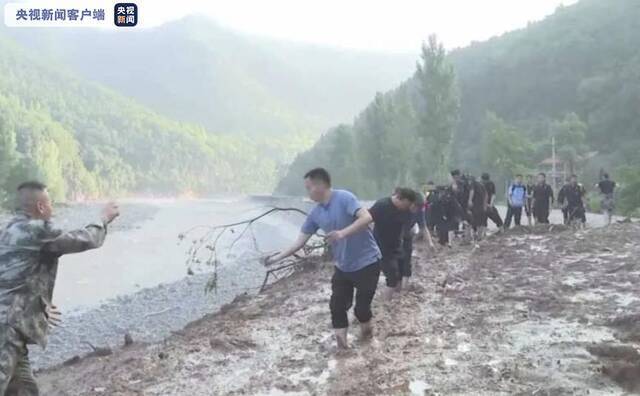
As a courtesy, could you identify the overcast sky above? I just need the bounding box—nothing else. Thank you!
[4,0,578,51]
[134,0,578,52]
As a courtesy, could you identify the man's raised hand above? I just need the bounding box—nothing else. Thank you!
[101,201,120,225]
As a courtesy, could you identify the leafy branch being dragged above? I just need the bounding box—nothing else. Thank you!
[178,207,327,293]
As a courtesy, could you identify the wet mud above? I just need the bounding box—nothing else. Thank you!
[37,222,640,395]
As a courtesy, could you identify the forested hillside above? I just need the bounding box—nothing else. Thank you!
[276,0,640,215]
[5,16,414,138]
[0,33,310,203]
[0,14,415,204]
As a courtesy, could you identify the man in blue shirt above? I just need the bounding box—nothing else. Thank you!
[266,168,381,349]
[504,174,527,229]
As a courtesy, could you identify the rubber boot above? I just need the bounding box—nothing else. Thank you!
[335,328,348,349]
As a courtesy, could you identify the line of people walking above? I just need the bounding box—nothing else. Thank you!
[266,168,435,349]
[0,169,619,392]
[267,167,618,350]
[502,172,616,229]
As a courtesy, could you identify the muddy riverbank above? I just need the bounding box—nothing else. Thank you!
[37,221,640,395]
[2,197,311,369]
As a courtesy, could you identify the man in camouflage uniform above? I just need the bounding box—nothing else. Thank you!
[0,181,119,395]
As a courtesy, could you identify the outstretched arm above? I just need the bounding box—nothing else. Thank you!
[42,202,119,255]
[266,232,313,264]
[42,224,107,254]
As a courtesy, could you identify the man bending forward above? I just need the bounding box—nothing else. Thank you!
[266,169,381,349]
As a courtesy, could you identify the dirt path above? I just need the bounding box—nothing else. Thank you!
[37,222,640,395]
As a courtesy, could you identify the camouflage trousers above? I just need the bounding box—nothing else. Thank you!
[0,326,38,396]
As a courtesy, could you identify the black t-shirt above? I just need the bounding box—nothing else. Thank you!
[369,197,410,257]
[454,180,470,209]
[526,184,535,198]
[598,180,616,195]
[533,183,554,208]
[482,180,496,203]
[562,184,585,207]
[470,181,487,209]
[429,187,462,225]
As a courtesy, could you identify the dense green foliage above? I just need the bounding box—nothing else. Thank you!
[276,36,460,196]
[0,16,415,204]
[6,17,414,138]
[0,34,312,203]
[277,0,640,214]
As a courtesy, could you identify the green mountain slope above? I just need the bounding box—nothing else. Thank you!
[7,16,415,138]
[277,0,640,215]
[0,33,309,202]
[450,0,640,166]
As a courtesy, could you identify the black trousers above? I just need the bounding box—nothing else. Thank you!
[567,205,586,223]
[525,198,533,217]
[504,205,522,228]
[534,205,550,224]
[486,206,503,227]
[435,222,451,245]
[330,261,381,329]
[398,237,413,278]
[381,254,401,287]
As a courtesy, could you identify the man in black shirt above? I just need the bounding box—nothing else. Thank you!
[429,186,463,247]
[468,176,488,241]
[558,179,571,225]
[369,188,417,301]
[398,191,434,290]
[559,174,586,226]
[481,173,503,229]
[597,173,616,225]
[532,173,554,224]
[525,175,535,226]
[423,181,437,233]
[451,170,471,233]
[598,173,616,195]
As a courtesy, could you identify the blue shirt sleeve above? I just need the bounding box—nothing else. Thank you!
[342,190,362,217]
[301,212,319,235]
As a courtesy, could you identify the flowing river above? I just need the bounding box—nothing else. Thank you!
[3,196,310,368]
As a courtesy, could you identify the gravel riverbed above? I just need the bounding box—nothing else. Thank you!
[2,198,308,369]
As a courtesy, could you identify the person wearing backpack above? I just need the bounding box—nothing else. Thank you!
[504,174,527,229]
